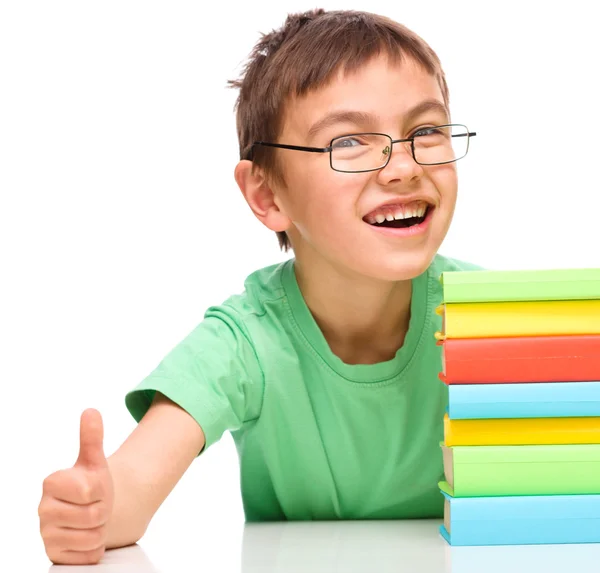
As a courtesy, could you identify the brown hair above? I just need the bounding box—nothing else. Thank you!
[227,9,450,252]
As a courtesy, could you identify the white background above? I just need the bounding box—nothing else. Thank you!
[2,0,599,570]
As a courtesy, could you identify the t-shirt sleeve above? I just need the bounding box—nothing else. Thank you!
[124,306,264,455]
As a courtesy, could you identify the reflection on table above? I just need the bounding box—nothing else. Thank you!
[49,518,600,573]
[242,519,600,573]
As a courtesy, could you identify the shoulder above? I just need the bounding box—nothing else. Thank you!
[204,259,290,329]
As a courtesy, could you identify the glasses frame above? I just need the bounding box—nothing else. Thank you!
[250,123,477,173]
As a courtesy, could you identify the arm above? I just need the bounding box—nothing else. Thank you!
[104,391,206,549]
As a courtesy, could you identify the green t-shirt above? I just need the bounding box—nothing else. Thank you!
[125,253,482,521]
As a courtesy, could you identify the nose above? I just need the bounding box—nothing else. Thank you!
[376,139,424,185]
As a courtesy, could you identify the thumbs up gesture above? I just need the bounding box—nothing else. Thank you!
[39,409,115,565]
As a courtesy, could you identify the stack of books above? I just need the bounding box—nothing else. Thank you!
[434,268,600,546]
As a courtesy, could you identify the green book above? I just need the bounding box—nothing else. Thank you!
[439,267,600,303]
[440,443,600,497]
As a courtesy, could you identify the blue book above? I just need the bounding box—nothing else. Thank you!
[448,381,600,419]
[440,490,600,546]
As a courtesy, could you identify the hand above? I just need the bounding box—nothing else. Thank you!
[39,408,115,565]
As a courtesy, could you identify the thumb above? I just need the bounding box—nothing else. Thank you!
[75,408,107,470]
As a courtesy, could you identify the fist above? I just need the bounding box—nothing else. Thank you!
[38,408,115,565]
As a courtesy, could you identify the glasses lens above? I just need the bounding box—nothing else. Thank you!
[331,134,392,172]
[414,124,469,165]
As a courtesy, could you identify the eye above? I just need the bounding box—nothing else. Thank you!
[332,136,366,148]
[412,127,441,138]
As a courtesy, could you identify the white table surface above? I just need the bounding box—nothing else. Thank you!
[45,519,600,573]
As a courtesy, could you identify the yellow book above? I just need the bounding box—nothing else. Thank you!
[443,413,600,446]
[435,299,600,340]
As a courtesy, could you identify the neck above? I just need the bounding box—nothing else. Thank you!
[293,256,413,365]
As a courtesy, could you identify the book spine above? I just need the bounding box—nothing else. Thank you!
[442,493,600,545]
[453,459,600,496]
[441,335,600,384]
[443,417,600,446]
[443,281,600,303]
[440,268,600,303]
[442,300,600,339]
[446,381,600,419]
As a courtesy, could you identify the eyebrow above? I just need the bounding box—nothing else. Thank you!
[306,99,449,140]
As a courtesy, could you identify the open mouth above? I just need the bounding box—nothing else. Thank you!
[364,205,431,228]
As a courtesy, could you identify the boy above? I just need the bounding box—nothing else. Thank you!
[38,8,480,565]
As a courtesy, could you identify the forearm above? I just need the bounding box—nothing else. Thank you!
[105,455,149,549]
[102,392,206,550]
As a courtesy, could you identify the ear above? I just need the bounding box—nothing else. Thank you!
[234,160,291,232]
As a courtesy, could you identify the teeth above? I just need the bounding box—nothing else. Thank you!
[390,203,427,220]
[365,201,430,224]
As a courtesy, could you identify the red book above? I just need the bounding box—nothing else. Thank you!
[438,334,600,384]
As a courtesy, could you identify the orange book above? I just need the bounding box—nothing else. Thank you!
[438,334,600,384]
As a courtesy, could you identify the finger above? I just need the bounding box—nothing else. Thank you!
[76,408,107,470]
[39,497,108,530]
[44,524,106,553]
[48,546,105,566]
[44,468,104,505]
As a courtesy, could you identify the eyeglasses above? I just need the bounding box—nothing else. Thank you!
[251,124,476,173]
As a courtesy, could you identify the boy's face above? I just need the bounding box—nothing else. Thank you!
[274,54,458,281]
